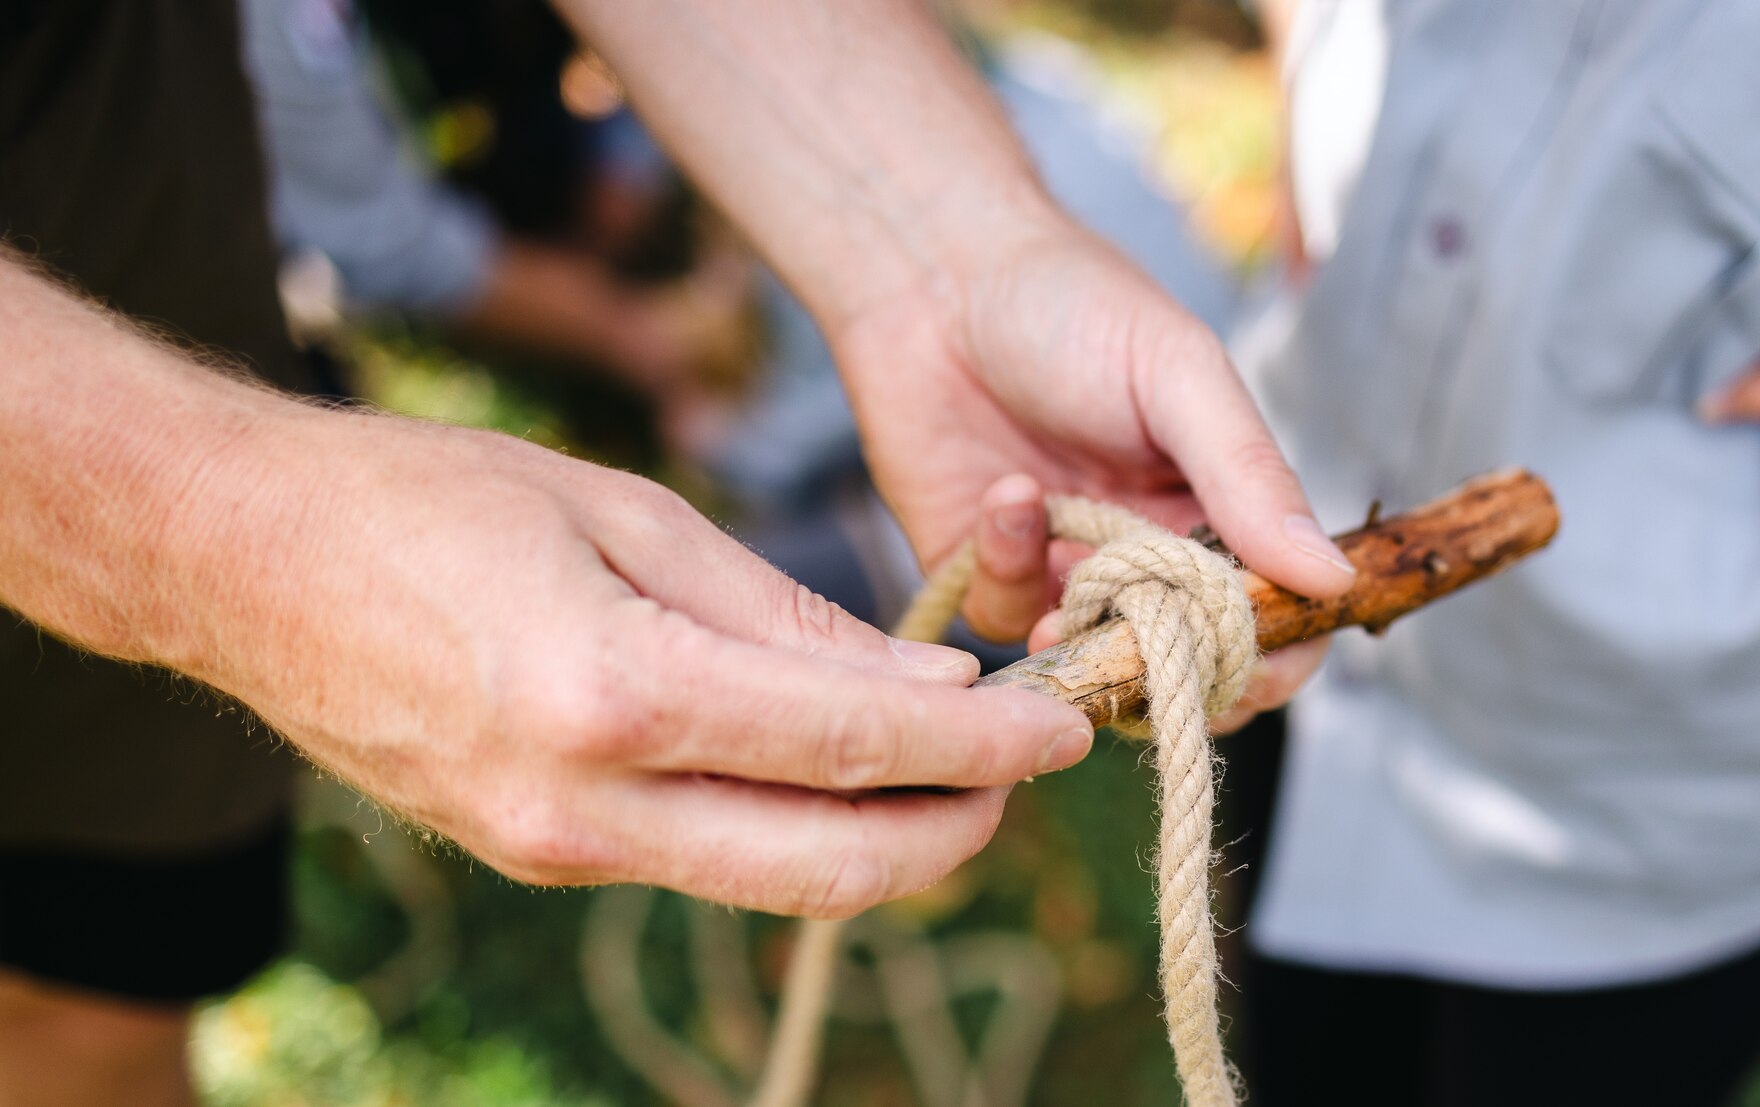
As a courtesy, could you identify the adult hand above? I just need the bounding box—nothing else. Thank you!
[0,256,1092,919]
[838,224,1355,640]
[553,0,1349,725]
[834,221,1352,736]
[192,415,1093,917]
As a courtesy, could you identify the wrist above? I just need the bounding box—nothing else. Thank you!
[124,386,335,684]
[915,178,1071,305]
[824,190,1080,365]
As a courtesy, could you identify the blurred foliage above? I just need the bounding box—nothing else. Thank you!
[1119,45,1282,267]
[195,962,607,1107]
[1003,0,1259,43]
[345,320,664,471]
[196,733,1190,1105]
[348,325,573,450]
[995,4,1283,266]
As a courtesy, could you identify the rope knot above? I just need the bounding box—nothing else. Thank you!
[764,495,1261,1107]
[1047,498,1256,718]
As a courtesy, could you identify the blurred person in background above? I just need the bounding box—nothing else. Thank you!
[241,0,751,409]
[1228,2,1760,1102]
[0,1,1352,1104]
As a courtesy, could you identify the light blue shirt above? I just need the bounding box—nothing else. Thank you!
[241,0,498,314]
[1240,0,1760,988]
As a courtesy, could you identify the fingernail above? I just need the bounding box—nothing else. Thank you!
[991,500,1039,540]
[889,637,973,673]
[1037,725,1093,774]
[1283,514,1356,576]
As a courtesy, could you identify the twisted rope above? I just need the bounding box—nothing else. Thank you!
[753,496,1256,1107]
[1050,497,1253,1107]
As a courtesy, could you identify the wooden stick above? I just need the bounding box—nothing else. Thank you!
[974,468,1560,726]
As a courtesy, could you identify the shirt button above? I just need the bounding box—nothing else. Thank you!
[1431,214,1468,259]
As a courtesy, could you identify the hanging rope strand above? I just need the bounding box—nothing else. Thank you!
[749,541,981,1107]
[1051,497,1253,1107]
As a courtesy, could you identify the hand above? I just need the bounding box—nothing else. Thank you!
[833,222,1351,735]
[835,223,1349,727]
[189,415,1093,917]
[1700,359,1760,423]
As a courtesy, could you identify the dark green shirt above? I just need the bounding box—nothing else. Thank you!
[0,0,310,389]
[0,0,308,852]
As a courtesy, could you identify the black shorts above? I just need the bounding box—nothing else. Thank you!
[0,819,291,1002]
[0,621,297,1002]
[1217,712,1760,1107]
[1237,943,1760,1107]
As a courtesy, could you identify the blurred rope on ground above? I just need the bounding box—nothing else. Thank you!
[579,885,1062,1107]
[580,888,748,1107]
[841,917,1062,1107]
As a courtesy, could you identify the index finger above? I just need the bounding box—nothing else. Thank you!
[609,603,1094,791]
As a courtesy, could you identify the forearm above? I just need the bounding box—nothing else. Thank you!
[553,0,1067,329]
[0,260,1094,914]
[0,256,308,672]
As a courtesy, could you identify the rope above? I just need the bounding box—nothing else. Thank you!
[752,496,1256,1107]
[750,916,847,1107]
[749,548,976,1107]
[1051,497,1254,1107]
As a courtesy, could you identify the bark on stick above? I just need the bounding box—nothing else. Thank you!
[975,468,1560,726]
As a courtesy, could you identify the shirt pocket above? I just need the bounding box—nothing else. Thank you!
[1542,6,1760,406]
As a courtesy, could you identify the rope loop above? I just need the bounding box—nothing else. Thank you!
[1048,496,1254,717]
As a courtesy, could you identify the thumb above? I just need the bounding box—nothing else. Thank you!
[596,480,979,684]
[1700,360,1760,423]
[1133,324,1356,599]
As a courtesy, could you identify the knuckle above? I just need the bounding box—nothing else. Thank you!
[613,479,703,551]
[579,684,655,762]
[796,849,889,919]
[821,716,895,790]
[1260,665,1303,707]
[962,732,1005,786]
[504,667,641,763]
[950,699,1018,784]
[1209,707,1251,736]
[775,582,847,652]
[583,604,699,760]
[1226,436,1298,492]
[486,800,622,886]
[1135,308,1223,378]
[977,518,1044,584]
[645,483,701,531]
[1260,639,1327,703]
